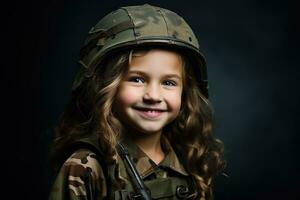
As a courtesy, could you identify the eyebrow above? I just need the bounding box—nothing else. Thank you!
[127,70,182,80]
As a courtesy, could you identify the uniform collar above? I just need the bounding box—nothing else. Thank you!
[120,135,189,178]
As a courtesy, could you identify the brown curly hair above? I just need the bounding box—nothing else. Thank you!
[51,47,226,200]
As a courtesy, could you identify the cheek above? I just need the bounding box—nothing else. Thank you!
[165,90,182,113]
[116,85,140,107]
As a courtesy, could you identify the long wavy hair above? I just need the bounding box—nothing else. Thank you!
[51,47,226,200]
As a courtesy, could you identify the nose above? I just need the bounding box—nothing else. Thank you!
[143,83,162,104]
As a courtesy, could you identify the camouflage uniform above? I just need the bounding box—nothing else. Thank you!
[49,149,106,200]
[49,135,196,200]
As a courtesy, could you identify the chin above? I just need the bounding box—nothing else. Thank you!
[136,125,163,135]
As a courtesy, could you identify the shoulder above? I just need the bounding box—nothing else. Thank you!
[62,148,104,178]
[49,148,107,199]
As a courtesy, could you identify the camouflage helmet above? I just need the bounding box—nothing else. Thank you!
[73,3,209,97]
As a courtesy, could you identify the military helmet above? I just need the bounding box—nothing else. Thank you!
[72,4,209,97]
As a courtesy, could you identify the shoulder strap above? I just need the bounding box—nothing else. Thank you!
[116,142,152,200]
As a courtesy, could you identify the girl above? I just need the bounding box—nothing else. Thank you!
[49,4,226,200]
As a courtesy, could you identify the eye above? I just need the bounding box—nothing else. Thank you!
[128,76,145,84]
[162,80,177,86]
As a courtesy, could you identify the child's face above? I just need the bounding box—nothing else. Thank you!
[115,49,183,135]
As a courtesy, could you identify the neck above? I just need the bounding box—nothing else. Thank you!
[126,129,165,164]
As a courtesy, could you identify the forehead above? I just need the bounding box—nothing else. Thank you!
[128,48,183,75]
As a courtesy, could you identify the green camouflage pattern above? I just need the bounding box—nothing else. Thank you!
[73,3,209,98]
[49,136,195,200]
[119,135,189,179]
[49,150,107,200]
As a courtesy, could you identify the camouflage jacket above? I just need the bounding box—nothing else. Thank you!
[49,135,195,200]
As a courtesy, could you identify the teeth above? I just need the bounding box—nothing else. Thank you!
[134,107,163,112]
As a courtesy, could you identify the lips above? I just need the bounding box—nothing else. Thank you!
[133,106,166,120]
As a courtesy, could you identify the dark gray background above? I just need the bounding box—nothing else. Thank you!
[3,0,299,199]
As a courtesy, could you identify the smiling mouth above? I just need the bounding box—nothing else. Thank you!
[133,107,166,119]
[133,106,166,112]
